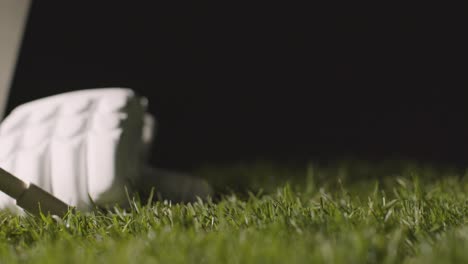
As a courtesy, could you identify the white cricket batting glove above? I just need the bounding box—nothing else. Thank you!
[0,88,155,213]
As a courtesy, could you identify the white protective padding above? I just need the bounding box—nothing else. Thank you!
[0,88,152,212]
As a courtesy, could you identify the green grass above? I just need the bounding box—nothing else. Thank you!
[2,162,468,263]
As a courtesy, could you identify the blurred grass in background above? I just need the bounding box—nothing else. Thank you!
[1,161,468,263]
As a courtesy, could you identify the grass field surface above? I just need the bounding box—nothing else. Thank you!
[1,162,468,263]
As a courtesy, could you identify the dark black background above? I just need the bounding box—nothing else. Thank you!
[8,1,466,169]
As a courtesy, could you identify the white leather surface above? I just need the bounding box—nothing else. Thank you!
[0,88,150,211]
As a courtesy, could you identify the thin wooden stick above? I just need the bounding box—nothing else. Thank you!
[0,167,70,217]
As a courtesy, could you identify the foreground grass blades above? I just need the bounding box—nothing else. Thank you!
[1,163,468,263]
